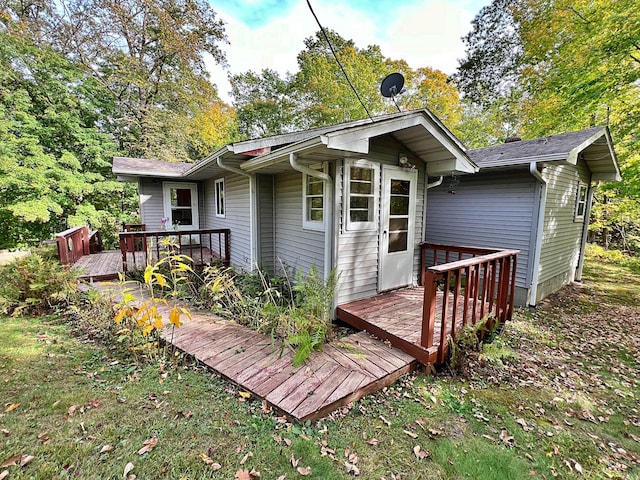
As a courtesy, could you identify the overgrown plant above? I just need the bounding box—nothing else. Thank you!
[0,250,78,316]
[201,263,339,366]
[449,314,502,373]
[112,239,192,359]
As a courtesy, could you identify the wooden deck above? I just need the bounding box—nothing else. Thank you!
[337,287,482,366]
[163,312,417,422]
[73,248,215,282]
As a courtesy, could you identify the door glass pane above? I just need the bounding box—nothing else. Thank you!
[389,218,408,231]
[391,179,410,195]
[172,188,192,207]
[172,208,193,225]
[388,232,408,253]
[390,196,409,215]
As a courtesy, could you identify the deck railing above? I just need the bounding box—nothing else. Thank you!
[118,228,231,272]
[420,243,520,363]
[56,226,90,264]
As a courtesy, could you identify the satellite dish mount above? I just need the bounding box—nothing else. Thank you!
[380,72,405,112]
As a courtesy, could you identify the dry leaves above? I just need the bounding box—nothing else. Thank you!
[4,403,19,413]
[1,454,33,468]
[137,437,158,455]
[123,462,134,476]
[99,444,113,454]
[413,445,430,460]
[296,466,312,476]
[240,451,253,465]
[199,453,222,470]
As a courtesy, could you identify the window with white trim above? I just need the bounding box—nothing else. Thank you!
[344,159,379,231]
[303,164,326,231]
[574,182,587,221]
[215,178,225,218]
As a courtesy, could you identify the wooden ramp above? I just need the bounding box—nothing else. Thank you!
[164,313,417,422]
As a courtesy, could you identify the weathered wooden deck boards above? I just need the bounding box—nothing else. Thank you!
[74,248,215,281]
[337,287,490,365]
[163,312,417,422]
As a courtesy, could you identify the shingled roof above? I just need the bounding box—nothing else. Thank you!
[113,156,190,177]
[469,127,607,168]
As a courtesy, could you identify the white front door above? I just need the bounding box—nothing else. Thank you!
[379,166,418,291]
[163,183,199,243]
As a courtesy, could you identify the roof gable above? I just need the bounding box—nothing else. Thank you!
[469,127,620,181]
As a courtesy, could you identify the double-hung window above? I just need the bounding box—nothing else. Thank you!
[344,159,379,231]
[215,178,225,218]
[303,164,327,231]
[574,182,587,221]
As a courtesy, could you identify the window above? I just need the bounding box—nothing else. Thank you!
[344,159,379,231]
[215,178,225,218]
[303,164,326,231]
[574,183,588,221]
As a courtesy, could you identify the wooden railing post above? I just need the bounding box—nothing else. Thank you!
[119,233,128,272]
[421,270,439,350]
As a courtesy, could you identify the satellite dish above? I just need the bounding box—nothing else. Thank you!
[380,72,405,98]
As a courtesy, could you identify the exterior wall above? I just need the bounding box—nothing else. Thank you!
[138,178,164,230]
[335,137,426,305]
[273,170,325,277]
[425,171,537,306]
[536,161,590,302]
[256,174,275,273]
[203,173,252,269]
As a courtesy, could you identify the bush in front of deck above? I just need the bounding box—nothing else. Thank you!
[0,249,78,316]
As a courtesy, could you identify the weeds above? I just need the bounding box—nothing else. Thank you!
[201,264,339,366]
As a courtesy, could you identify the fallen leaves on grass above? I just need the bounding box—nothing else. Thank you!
[137,437,158,455]
[4,403,19,413]
[199,453,222,470]
[123,462,134,476]
[99,445,113,454]
[2,454,33,468]
[297,466,312,476]
[413,445,430,460]
[240,451,253,465]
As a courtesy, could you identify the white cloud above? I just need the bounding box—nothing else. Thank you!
[206,0,483,103]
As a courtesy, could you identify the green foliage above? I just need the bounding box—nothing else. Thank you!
[0,251,78,316]
[112,240,193,360]
[449,315,501,372]
[456,0,640,252]
[231,29,465,139]
[201,264,338,366]
[586,244,640,275]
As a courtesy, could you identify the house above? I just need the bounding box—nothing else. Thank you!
[425,127,620,307]
[113,109,480,309]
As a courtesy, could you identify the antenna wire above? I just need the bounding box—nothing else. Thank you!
[306,0,374,122]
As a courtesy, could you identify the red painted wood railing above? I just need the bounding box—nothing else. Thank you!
[56,226,90,265]
[118,228,231,272]
[420,243,520,364]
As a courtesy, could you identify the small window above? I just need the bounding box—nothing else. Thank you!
[215,178,225,218]
[344,159,379,231]
[574,183,588,221]
[303,164,327,231]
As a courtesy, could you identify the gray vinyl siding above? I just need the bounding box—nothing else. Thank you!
[536,161,590,301]
[273,171,325,277]
[257,174,275,273]
[425,171,536,296]
[335,137,426,305]
[138,178,164,230]
[204,173,252,270]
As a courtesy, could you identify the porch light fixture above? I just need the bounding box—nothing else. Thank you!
[398,154,410,167]
[447,173,459,194]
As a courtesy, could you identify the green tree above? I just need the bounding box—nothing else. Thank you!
[456,0,640,251]
[0,28,127,247]
[47,0,229,162]
[230,69,300,138]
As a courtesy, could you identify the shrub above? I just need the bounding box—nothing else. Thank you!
[0,250,78,316]
[111,242,193,360]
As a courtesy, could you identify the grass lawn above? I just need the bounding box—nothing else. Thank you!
[1,249,639,479]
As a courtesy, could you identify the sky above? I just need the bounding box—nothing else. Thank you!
[205,0,492,104]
